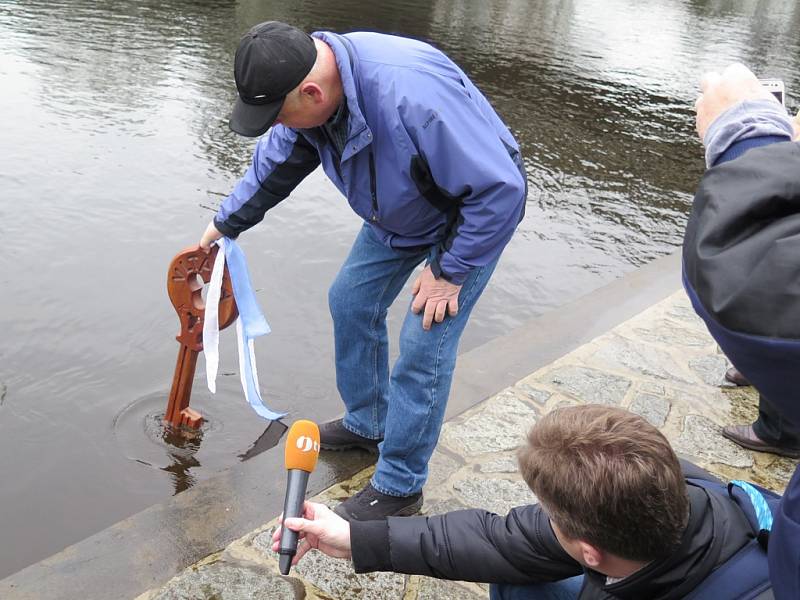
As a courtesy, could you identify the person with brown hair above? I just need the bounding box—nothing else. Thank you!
[271,405,778,599]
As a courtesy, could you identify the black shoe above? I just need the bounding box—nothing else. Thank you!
[319,419,381,454]
[334,483,423,521]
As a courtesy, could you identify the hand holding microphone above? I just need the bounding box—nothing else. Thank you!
[272,501,353,565]
[277,420,321,575]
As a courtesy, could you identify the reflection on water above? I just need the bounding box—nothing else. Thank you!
[1,0,799,578]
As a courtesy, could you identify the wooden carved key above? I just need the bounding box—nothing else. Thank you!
[165,245,238,429]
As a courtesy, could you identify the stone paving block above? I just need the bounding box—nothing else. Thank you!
[416,577,486,600]
[639,382,665,396]
[252,528,407,600]
[629,393,671,428]
[426,450,462,489]
[760,456,798,488]
[673,414,754,468]
[515,383,552,405]
[150,561,303,600]
[441,393,535,456]
[592,336,692,382]
[665,297,706,327]
[453,476,535,514]
[422,497,471,515]
[688,354,731,387]
[477,455,519,474]
[633,323,715,348]
[295,550,406,600]
[540,365,631,405]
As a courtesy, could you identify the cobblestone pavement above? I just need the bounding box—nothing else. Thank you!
[135,291,796,600]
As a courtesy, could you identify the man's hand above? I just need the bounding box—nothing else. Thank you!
[793,109,800,141]
[695,63,776,141]
[411,265,462,330]
[270,502,352,565]
[199,221,223,253]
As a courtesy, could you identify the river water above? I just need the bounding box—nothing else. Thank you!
[1,0,798,578]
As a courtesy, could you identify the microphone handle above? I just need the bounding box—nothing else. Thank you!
[279,469,309,573]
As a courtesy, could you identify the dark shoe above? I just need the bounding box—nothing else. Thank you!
[319,419,381,454]
[725,367,751,387]
[334,483,423,521]
[722,424,800,459]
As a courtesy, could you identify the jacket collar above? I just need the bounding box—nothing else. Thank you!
[311,31,373,162]
[582,485,723,599]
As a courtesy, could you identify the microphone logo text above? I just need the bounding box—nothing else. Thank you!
[296,436,320,453]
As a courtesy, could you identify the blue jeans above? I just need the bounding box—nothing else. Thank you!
[329,223,499,496]
[489,576,585,600]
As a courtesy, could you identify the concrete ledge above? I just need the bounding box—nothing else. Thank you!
[446,251,681,420]
[0,251,682,600]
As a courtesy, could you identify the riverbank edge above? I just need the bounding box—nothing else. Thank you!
[0,251,684,600]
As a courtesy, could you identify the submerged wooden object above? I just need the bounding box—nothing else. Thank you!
[165,245,237,429]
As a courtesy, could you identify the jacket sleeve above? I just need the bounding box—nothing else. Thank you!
[213,125,320,238]
[350,506,582,584]
[397,72,526,285]
[702,98,794,167]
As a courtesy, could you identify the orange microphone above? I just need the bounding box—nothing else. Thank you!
[278,420,320,575]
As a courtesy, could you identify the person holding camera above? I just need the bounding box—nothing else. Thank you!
[685,62,800,598]
[272,405,780,599]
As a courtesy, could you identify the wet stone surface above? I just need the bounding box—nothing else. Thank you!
[593,336,691,382]
[150,562,302,600]
[293,550,406,600]
[421,496,472,516]
[416,577,486,600]
[673,414,754,468]
[453,476,536,514]
[688,354,731,387]
[441,393,536,456]
[477,455,520,474]
[640,381,666,395]
[633,323,714,348]
[426,450,462,488]
[541,365,631,405]
[515,383,552,405]
[666,302,706,327]
[629,393,671,428]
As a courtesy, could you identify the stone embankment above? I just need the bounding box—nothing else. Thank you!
[137,290,794,600]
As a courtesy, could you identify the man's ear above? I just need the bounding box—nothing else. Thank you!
[578,541,603,568]
[298,81,324,104]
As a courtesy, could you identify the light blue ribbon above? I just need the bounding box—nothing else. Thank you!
[224,239,287,421]
[731,480,774,532]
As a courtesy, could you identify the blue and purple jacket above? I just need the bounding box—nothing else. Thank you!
[214,31,527,285]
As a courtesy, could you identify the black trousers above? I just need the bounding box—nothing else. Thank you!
[753,393,800,448]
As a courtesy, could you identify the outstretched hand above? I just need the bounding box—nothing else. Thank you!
[199,221,223,253]
[411,265,462,330]
[271,502,352,565]
[694,63,777,141]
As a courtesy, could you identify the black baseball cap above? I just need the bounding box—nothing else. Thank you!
[229,22,317,137]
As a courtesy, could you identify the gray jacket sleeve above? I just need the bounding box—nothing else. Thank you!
[703,98,794,167]
[350,506,582,584]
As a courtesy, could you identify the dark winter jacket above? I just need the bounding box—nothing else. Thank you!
[350,465,756,599]
[683,137,800,600]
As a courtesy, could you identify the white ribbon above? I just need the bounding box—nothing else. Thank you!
[203,238,226,394]
[202,238,285,421]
